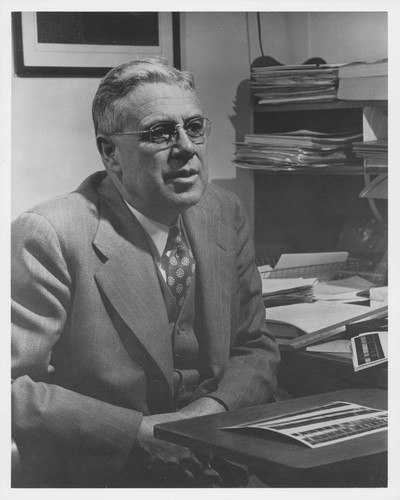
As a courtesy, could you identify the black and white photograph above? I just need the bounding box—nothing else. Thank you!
[2,1,399,497]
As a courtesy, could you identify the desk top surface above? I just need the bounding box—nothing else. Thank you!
[279,349,388,393]
[154,388,387,476]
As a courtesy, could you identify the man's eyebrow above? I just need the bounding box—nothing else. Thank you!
[184,114,204,123]
[140,114,204,130]
[138,117,171,129]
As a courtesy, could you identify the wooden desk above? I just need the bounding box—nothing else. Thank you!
[278,349,387,397]
[155,388,387,487]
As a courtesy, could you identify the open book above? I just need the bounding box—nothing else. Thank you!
[265,301,388,349]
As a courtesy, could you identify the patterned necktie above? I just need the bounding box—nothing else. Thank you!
[163,226,195,309]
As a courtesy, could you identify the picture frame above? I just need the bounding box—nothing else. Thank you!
[12,11,181,77]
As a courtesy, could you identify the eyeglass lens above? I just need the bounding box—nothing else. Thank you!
[150,118,210,144]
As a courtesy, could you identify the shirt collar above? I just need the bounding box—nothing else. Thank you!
[124,200,179,259]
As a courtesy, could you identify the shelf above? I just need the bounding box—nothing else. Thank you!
[254,100,387,113]
[250,85,387,270]
[235,163,387,176]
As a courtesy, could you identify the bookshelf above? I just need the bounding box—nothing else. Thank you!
[243,97,388,284]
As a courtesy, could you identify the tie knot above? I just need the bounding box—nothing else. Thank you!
[168,226,184,248]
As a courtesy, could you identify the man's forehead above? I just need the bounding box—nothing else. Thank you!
[124,83,202,119]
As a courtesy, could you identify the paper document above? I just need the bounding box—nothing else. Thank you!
[262,252,349,281]
[221,401,387,449]
[306,339,351,353]
[265,302,387,335]
[275,252,349,269]
[314,276,375,303]
[257,264,273,275]
[370,287,388,303]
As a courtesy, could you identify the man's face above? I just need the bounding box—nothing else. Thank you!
[110,83,209,224]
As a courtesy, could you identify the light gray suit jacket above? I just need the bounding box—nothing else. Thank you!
[11,171,279,487]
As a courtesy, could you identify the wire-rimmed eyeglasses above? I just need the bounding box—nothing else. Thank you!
[113,117,211,146]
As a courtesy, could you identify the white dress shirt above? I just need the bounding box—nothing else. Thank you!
[125,201,178,280]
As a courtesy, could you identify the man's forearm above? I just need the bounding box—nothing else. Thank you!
[178,396,226,418]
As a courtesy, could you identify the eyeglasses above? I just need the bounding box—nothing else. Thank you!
[113,117,211,146]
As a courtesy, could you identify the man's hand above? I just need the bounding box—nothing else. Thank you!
[137,397,226,469]
[137,412,198,466]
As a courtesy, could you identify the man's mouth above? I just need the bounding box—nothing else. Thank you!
[164,169,198,181]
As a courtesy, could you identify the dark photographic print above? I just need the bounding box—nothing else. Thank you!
[12,11,177,76]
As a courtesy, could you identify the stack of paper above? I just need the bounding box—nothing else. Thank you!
[353,140,388,167]
[251,63,341,105]
[234,129,363,171]
[260,277,316,308]
[338,59,387,100]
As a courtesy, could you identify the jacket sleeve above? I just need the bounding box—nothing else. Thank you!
[206,197,280,410]
[11,212,142,487]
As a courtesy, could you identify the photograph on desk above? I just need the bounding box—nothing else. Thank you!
[222,400,388,449]
[351,331,388,372]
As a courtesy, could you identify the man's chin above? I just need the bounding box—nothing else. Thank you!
[170,190,204,209]
[166,176,206,201]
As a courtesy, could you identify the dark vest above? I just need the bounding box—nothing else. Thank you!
[157,269,200,409]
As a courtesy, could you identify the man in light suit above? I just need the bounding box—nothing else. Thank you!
[11,57,279,487]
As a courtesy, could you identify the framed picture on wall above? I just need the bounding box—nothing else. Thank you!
[12,11,180,77]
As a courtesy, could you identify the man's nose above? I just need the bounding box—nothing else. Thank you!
[173,125,196,155]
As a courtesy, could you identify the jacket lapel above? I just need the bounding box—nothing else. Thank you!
[93,178,174,393]
[184,198,234,371]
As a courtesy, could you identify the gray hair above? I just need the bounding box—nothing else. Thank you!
[92,57,195,136]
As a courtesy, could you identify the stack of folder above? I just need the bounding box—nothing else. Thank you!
[251,63,341,105]
[234,129,363,171]
[260,277,316,308]
[338,59,387,101]
[352,139,388,167]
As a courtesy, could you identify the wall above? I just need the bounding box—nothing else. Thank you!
[12,77,100,218]
[11,11,388,220]
[180,12,292,224]
[257,11,387,65]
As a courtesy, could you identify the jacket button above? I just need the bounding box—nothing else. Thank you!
[176,326,185,335]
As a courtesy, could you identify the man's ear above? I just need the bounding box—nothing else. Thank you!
[96,135,120,174]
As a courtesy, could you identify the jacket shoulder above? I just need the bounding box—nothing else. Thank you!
[12,171,106,237]
[200,182,243,211]
[203,182,239,205]
[198,182,245,224]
